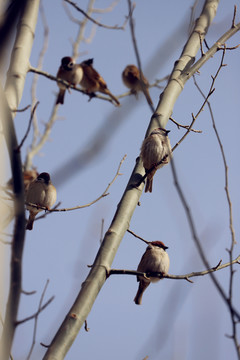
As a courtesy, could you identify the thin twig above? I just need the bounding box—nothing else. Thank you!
[127,228,149,244]
[232,5,237,28]
[169,116,202,133]
[64,0,125,30]
[11,105,31,112]
[21,289,36,295]
[193,47,239,357]
[26,155,126,213]
[16,295,54,326]
[35,202,61,221]
[26,280,52,360]
[30,1,49,150]
[127,0,154,111]
[109,255,240,281]
[137,114,198,188]
[15,101,39,152]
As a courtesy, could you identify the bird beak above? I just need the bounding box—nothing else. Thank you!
[166,130,171,135]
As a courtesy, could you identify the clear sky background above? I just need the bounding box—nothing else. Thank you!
[2,0,240,359]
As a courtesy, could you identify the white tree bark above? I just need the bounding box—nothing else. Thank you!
[0,1,40,359]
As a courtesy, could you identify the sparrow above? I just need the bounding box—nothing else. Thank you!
[122,64,153,106]
[7,169,39,193]
[140,128,171,193]
[80,58,120,106]
[23,169,39,192]
[134,241,170,305]
[26,172,57,230]
[56,56,83,104]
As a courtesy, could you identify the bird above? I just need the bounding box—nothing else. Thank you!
[140,127,171,193]
[26,172,57,230]
[7,169,39,193]
[122,64,153,106]
[134,241,170,305]
[80,58,120,106]
[56,56,83,104]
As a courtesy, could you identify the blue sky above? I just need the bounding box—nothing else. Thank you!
[3,0,240,359]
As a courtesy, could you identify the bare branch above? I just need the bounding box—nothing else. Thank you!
[26,155,126,213]
[185,22,240,80]
[21,289,37,296]
[28,66,117,104]
[169,116,202,133]
[64,0,125,30]
[109,255,240,281]
[169,45,240,323]
[16,296,54,326]
[26,280,52,360]
[12,105,31,112]
[127,228,149,245]
[30,1,49,150]
[232,5,237,28]
[137,113,198,188]
[15,101,39,152]
[127,0,154,111]
[193,46,239,357]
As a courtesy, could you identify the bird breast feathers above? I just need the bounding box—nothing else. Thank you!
[26,182,56,211]
[141,135,166,168]
[137,247,169,281]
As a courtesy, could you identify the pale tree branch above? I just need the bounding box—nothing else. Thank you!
[0,1,40,358]
[64,0,96,59]
[42,2,222,359]
[25,104,59,170]
[30,0,49,151]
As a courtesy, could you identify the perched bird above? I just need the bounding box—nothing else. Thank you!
[7,169,39,193]
[122,64,153,106]
[140,128,171,193]
[26,172,57,230]
[23,169,39,192]
[80,58,120,106]
[134,241,170,305]
[56,56,83,104]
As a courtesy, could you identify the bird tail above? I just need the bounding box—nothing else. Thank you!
[134,281,150,305]
[145,178,153,193]
[26,213,36,231]
[56,89,65,105]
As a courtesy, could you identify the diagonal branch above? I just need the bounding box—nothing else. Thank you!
[127,0,154,112]
[42,2,233,358]
[26,154,126,213]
